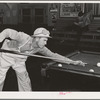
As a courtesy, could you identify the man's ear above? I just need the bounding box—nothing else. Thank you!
[35,37,40,42]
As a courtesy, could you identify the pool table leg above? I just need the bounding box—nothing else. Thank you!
[41,68,50,89]
[41,68,47,77]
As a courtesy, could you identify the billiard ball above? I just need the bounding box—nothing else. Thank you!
[89,69,94,72]
[58,64,62,67]
[97,62,100,67]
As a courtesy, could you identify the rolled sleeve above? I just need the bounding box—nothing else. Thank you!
[0,28,18,42]
[0,28,29,43]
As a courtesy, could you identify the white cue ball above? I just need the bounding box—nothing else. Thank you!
[97,62,100,67]
[89,69,94,72]
[58,64,62,67]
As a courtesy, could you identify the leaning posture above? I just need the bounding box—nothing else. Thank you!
[0,28,86,91]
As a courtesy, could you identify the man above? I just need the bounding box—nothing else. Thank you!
[73,11,89,49]
[0,28,86,91]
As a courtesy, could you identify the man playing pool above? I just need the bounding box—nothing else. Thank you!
[0,28,86,91]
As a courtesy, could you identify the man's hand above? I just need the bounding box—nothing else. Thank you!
[74,22,78,25]
[72,60,87,66]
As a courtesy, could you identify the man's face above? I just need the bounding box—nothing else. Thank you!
[36,37,48,48]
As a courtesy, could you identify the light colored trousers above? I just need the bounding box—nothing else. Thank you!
[0,53,32,91]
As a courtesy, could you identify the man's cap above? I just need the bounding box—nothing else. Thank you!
[32,27,52,38]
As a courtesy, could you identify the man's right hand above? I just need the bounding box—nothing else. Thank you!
[72,60,87,67]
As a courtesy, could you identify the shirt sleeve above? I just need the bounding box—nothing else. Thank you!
[0,28,29,43]
[39,47,73,64]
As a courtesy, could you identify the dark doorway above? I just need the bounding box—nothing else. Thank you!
[35,8,44,27]
[22,8,31,24]
[20,8,32,34]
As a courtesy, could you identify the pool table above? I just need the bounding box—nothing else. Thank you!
[41,50,100,78]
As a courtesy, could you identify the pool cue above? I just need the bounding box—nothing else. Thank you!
[0,49,67,62]
[0,49,87,66]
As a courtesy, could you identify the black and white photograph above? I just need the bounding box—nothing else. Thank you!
[1,1,100,99]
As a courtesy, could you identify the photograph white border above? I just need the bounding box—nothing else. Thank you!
[0,0,100,99]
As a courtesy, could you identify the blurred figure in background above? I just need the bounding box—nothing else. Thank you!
[73,10,93,49]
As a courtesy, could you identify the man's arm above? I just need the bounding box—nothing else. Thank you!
[0,28,17,42]
[0,28,29,43]
[74,21,83,26]
[39,47,86,66]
